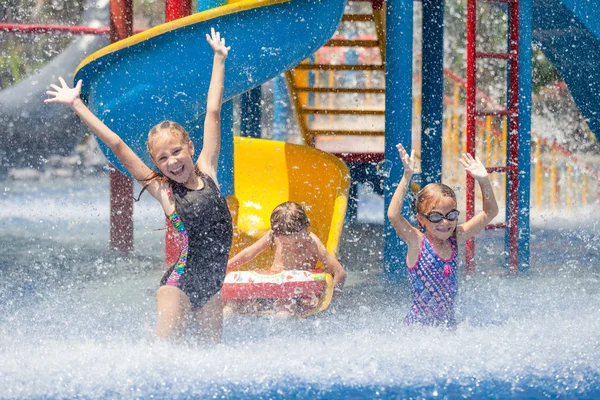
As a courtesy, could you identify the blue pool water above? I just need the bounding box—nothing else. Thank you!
[1,176,599,399]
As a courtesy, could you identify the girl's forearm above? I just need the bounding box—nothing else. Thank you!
[477,177,499,218]
[387,172,413,219]
[206,55,225,114]
[71,98,121,149]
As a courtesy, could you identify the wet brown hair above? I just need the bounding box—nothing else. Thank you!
[270,201,310,236]
[414,183,457,215]
[414,183,458,239]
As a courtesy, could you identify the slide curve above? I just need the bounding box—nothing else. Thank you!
[73,0,346,173]
[533,0,600,139]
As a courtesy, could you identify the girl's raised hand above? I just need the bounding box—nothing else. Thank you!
[206,27,230,59]
[460,153,488,180]
[45,77,82,107]
[396,143,416,176]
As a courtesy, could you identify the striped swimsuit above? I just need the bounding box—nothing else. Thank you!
[405,236,458,327]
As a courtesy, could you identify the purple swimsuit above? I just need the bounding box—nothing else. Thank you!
[405,236,458,327]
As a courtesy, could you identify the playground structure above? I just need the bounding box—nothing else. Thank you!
[2,0,600,281]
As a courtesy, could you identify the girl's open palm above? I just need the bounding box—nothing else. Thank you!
[206,27,230,59]
[460,153,488,180]
[396,143,416,175]
[45,77,82,106]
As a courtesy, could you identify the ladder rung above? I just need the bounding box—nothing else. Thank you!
[295,87,385,94]
[476,51,512,60]
[342,14,374,22]
[309,129,385,136]
[487,165,518,174]
[332,152,385,163]
[325,39,380,48]
[486,166,508,173]
[475,108,512,117]
[294,64,385,71]
[485,223,509,230]
[301,107,385,115]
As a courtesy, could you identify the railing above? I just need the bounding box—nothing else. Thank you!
[442,70,600,211]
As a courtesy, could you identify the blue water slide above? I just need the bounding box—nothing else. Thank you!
[533,0,600,138]
[74,0,346,174]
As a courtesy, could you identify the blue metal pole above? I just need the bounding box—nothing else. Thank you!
[421,0,444,185]
[384,0,414,281]
[240,87,262,138]
[516,0,532,271]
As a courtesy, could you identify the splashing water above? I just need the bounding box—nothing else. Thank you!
[1,176,599,399]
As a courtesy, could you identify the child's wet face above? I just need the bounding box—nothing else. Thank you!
[418,196,458,241]
[150,133,195,184]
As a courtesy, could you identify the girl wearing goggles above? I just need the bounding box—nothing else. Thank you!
[387,144,499,327]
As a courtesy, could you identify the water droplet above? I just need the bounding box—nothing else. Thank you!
[376,159,392,178]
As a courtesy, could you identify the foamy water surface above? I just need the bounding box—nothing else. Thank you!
[1,176,599,399]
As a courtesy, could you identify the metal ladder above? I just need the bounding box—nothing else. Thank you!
[466,0,522,273]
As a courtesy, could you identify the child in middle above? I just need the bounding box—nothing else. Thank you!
[224,201,346,318]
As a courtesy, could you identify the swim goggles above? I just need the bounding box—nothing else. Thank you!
[419,209,460,223]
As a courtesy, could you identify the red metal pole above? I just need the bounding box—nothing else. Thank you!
[507,1,520,273]
[165,0,193,266]
[109,0,134,253]
[166,0,192,21]
[0,23,110,34]
[465,0,477,272]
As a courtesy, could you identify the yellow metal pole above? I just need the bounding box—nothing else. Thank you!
[452,83,461,181]
[485,116,492,166]
[534,137,543,209]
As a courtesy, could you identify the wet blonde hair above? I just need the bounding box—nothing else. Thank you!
[134,121,193,201]
[270,202,310,236]
[146,120,191,157]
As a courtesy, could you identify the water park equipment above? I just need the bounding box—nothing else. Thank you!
[2,0,599,277]
[70,0,349,315]
[222,137,349,316]
[0,0,109,175]
[284,0,600,274]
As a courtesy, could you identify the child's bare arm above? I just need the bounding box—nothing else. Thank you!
[312,234,347,295]
[197,28,230,184]
[456,153,499,243]
[45,78,155,185]
[227,232,270,270]
[387,144,422,249]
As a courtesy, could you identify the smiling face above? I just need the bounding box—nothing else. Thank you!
[147,121,195,184]
[416,196,458,241]
[415,183,458,242]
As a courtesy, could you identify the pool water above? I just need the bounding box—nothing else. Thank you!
[1,176,599,399]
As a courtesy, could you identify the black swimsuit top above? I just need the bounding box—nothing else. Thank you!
[170,171,233,262]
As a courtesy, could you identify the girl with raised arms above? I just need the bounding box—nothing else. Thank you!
[46,28,232,342]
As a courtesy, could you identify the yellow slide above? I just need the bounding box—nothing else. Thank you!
[225,137,350,316]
